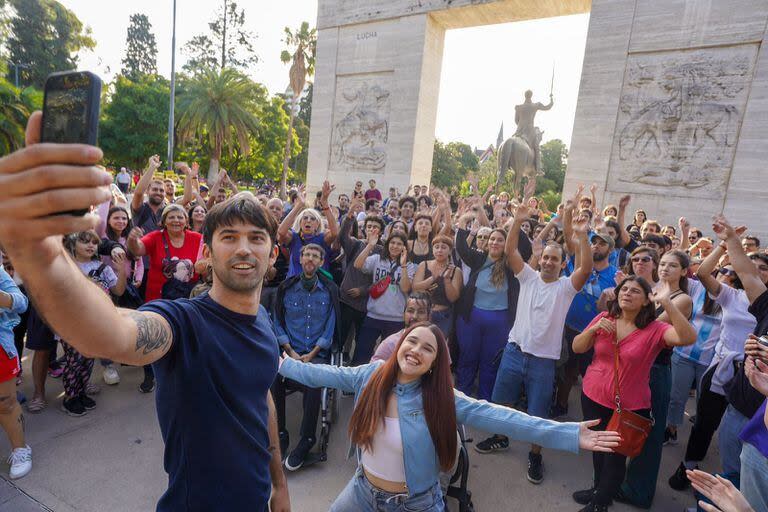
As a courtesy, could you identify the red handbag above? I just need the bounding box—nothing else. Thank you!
[605,340,654,458]
[369,261,397,299]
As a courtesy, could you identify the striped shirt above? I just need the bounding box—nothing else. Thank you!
[674,280,721,366]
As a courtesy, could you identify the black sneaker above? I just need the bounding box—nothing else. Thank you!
[284,436,315,472]
[279,430,290,460]
[663,427,677,446]
[573,488,596,505]
[527,451,544,484]
[139,375,156,394]
[61,397,87,417]
[79,394,96,410]
[669,462,695,491]
[474,434,509,454]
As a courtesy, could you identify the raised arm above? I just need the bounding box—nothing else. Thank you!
[615,195,631,248]
[279,355,376,393]
[354,234,378,270]
[178,162,198,207]
[570,215,592,291]
[131,154,161,212]
[653,285,697,347]
[398,250,412,294]
[126,226,147,258]
[713,215,765,304]
[678,217,691,252]
[443,264,463,303]
[319,181,339,245]
[277,186,306,246]
[696,241,725,296]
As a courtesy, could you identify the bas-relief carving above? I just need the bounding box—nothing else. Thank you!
[330,76,392,173]
[609,46,757,198]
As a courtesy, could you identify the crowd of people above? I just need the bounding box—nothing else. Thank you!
[0,112,766,512]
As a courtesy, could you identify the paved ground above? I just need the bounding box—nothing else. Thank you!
[0,356,717,511]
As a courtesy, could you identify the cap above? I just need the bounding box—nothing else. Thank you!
[200,184,209,192]
[591,231,616,251]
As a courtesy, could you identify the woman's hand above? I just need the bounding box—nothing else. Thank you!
[651,281,672,305]
[400,249,408,267]
[578,419,621,453]
[613,270,626,286]
[686,470,754,512]
[347,287,362,298]
[596,317,616,336]
[745,356,768,397]
[600,288,616,304]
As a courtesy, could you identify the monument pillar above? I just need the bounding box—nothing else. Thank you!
[305,14,445,196]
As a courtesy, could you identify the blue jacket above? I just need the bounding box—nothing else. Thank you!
[279,358,581,496]
[0,268,28,359]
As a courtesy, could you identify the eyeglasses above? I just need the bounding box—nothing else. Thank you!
[718,268,735,277]
[688,236,698,241]
[476,235,489,240]
[631,256,653,263]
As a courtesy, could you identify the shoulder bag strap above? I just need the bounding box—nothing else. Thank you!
[612,335,622,413]
[162,230,172,260]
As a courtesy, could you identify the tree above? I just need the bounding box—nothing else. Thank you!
[121,13,158,80]
[279,21,316,199]
[538,139,568,194]
[99,75,169,168]
[182,1,258,73]
[0,77,42,155]
[5,0,95,88]
[176,67,263,181]
[431,140,479,190]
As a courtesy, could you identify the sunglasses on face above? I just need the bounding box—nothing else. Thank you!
[718,268,735,277]
[632,256,653,263]
[476,235,489,240]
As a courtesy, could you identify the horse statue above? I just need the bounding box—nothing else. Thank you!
[496,128,543,195]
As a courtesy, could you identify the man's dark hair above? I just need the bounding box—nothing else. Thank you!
[691,228,703,238]
[746,235,761,247]
[364,215,385,233]
[641,234,666,248]
[399,196,417,209]
[407,292,432,314]
[365,198,379,211]
[203,194,277,247]
[604,219,621,242]
[662,235,673,249]
[301,243,326,261]
[338,193,349,201]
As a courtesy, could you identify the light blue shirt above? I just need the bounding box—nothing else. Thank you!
[0,268,28,359]
[274,278,335,354]
[474,259,508,310]
[280,358,581,497]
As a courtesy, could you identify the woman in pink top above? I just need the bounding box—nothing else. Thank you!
[570,276,696,512]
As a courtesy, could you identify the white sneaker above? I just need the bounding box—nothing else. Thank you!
[8,445,31,480]
[103,364,120,385]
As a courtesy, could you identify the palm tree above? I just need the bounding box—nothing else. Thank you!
[0,79,41,155]
[279,21,316,199]
[176,67,261,182]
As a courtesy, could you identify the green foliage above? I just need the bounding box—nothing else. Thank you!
[176,67,263,180]
[431,140,479,190]
[5,0,95,88]
[539,190,562,211]
[121,13,158,80]
[182,1,258,72]
[538,139,567,195]
[290,83,312,177]
[99,75,169,169]
[0,78,42,155]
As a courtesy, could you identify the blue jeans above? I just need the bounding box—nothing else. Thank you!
[668,353,707,427]
[740,442,768,512]
[455,307,509,401]
[330,467,444,512]
[719,405,749,475]
[430,308,453,339]
[621,363,671,509]
[352,317,404,366]
[491,343,555,419]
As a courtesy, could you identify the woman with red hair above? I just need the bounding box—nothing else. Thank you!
[279,322,620,511]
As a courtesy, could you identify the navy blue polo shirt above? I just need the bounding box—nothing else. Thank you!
[140,295,278,511]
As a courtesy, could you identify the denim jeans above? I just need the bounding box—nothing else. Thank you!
[455,307,509,401]
[352,317,404,366]
[491,343,555,419]
[330,467,444,512]
[668,353,707,427]
[430,308,453,339]
[740,442,768,512]
[719,405,749,475]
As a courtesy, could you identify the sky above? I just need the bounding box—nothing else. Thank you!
[58,0,589,149]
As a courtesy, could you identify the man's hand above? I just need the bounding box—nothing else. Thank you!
[147,154,161,172]
[0,111,112,265]
[712,214,738,241]
[270,484,291,512]
[128,227,144,244]
[618,194,630,210]
[679,217,690,233]
[347,287,363,298]
[571,215,589,236]
[513,202,530,221]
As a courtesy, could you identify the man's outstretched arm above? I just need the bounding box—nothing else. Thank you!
[0,111,174,367]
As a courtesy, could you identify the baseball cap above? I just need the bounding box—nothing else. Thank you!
[591,231,616,251]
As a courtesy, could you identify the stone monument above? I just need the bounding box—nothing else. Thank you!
[307,0,768,237]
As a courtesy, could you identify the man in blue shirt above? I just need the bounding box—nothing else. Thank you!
[0,118,290,512]
[554,231,618,417]
[272,243,340,472]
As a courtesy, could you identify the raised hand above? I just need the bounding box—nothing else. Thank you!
[571,214,589,235]
[712,214,737,241]
[400,248,408,267]
[523,178,536,202]
[618,194,631,209]
[589,183,597,194]
[191,162,199,174]
[365,229,378,246]
[147,154,161,171]
[614,270,626,285]
[128,226,144,243]
[596,317,616,336]
[678,217,690,232]
[651,281,672,305]
[513,202,531,221]
[320,180,333,206]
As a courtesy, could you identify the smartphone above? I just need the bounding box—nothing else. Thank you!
[41,71,102,216]
[758,335,768,348]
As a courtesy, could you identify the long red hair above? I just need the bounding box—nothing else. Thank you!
[348,322,457,471]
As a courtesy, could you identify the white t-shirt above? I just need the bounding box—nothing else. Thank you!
[361,254,416,322]
[116,171,131,184]
[508,264,578,360]
[708,284,757,394]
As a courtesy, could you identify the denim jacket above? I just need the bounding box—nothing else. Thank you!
[0,268,28,359]
[279,358,581,496]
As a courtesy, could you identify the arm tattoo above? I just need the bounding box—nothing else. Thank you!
[128,311,172,355]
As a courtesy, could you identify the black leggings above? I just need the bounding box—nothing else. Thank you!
[684,365,728,462]
[581,393,650,506]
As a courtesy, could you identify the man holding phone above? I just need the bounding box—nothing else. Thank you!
[0,112,291,511]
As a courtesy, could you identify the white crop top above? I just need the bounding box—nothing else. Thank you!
[361,417,406,482]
